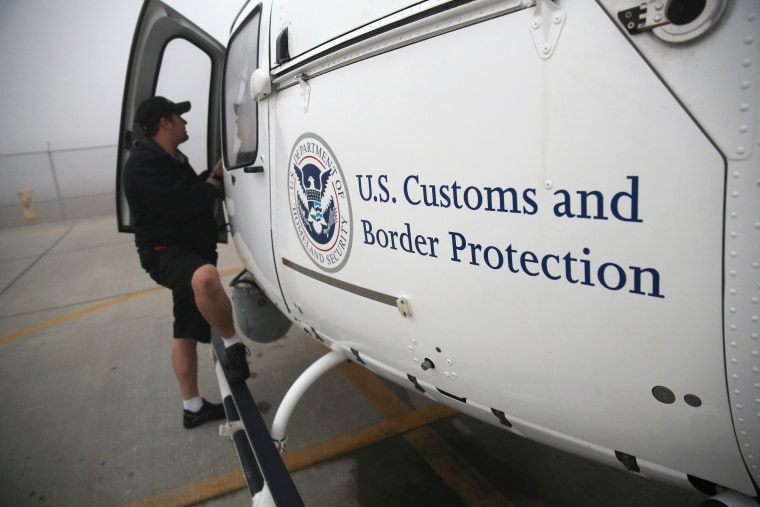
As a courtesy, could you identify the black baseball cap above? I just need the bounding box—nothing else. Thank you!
[135,96,191,131]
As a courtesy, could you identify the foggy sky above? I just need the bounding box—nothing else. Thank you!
[0,0,243,153]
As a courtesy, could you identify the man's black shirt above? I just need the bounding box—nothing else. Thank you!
[123,137,218,256]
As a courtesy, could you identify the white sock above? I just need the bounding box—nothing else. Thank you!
[183,396,203,413]
[222,334,242,348]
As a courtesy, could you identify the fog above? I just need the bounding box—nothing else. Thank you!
[0,0,244,224]
[0,0,243,152]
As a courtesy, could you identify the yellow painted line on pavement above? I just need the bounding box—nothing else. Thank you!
[282,402,457,471]
[339,360,513,507]
[5,267,507,506]
[0,286,163,345]
[122,359,510,507]
[120,402,457,507]
[0,266,243,345]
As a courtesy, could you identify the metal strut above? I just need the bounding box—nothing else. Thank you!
[271,348,346,451]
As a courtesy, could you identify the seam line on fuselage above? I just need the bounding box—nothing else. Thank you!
[282,257,397,306]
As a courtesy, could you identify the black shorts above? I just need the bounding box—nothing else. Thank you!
[138,246,218,343]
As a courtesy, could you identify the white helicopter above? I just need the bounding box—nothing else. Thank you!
[116,0,760,505]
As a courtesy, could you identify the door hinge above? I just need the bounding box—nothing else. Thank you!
[530,0,566,60]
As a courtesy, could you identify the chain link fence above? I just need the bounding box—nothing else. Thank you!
[0,143,117,228]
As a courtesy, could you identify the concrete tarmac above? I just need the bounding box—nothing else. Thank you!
[0,216,709,506]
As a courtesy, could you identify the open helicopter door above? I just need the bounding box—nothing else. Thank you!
[115,0,227,243]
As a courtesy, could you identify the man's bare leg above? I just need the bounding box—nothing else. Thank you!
[191,264,250,383]
[173,337,226,428]
[172,338,199,400]
[191,264,235,338]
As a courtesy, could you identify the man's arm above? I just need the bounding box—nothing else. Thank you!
[205,159,224,194]
[131,160,219,223]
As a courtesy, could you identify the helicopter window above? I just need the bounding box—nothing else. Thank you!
[222,8,262,170]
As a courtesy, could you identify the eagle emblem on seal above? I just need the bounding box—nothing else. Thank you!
[293,162,336,244]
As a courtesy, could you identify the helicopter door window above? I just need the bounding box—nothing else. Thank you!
[154,38,212,174]
[222,8,262,170]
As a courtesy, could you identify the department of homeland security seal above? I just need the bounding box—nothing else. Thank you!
[289,134,352,272]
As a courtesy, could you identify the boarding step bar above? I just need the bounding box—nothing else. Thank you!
[210,331,305,507]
